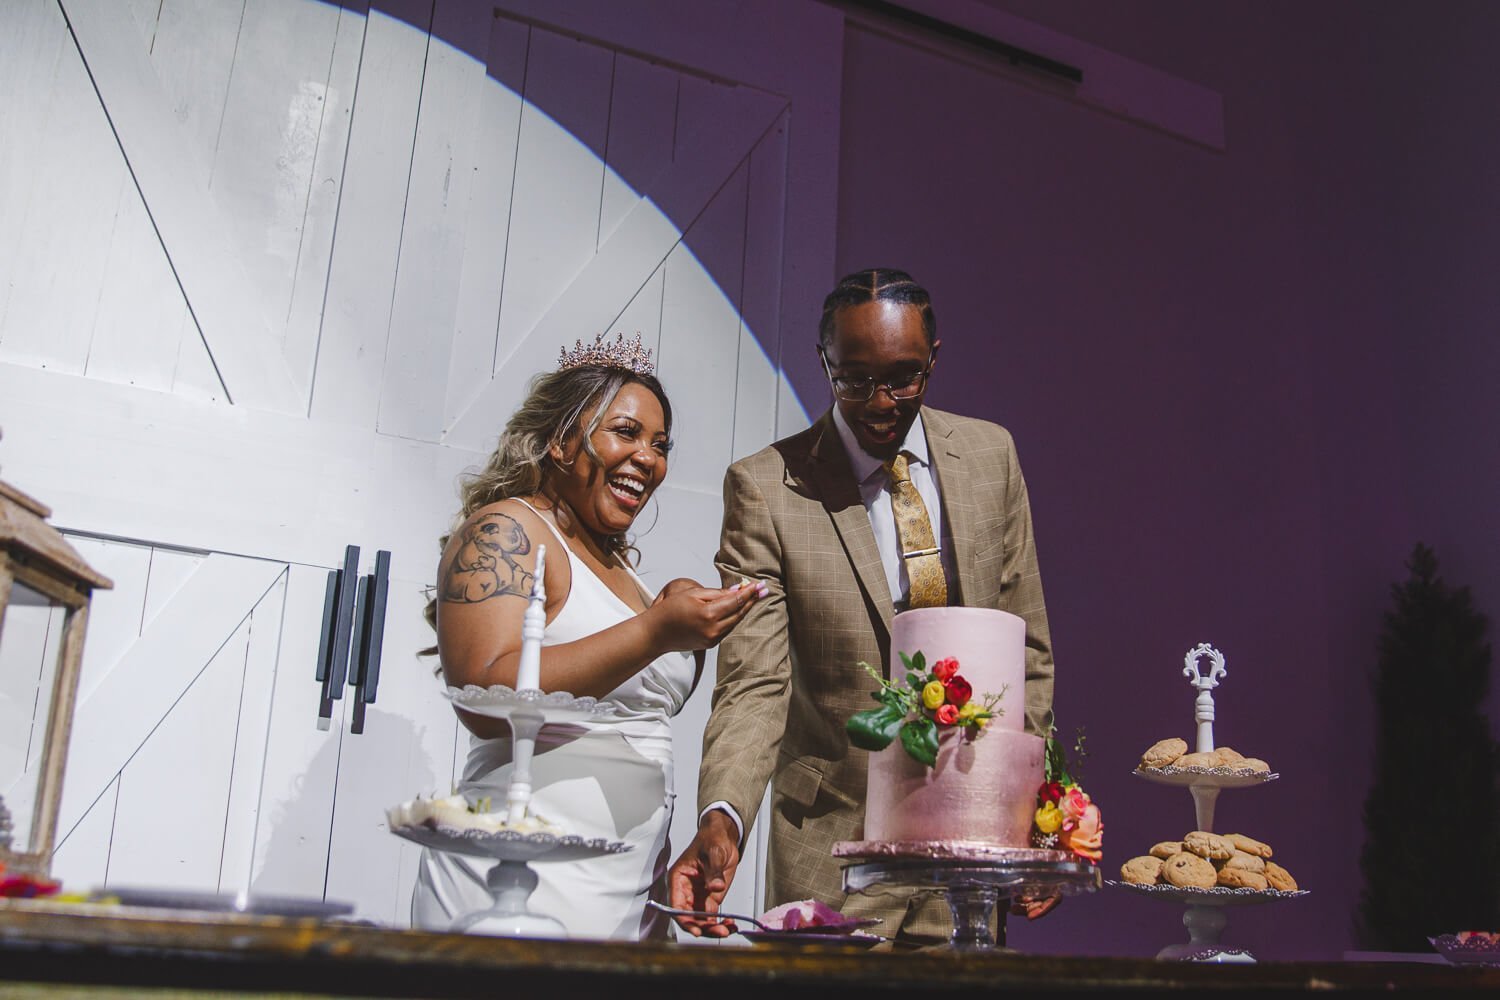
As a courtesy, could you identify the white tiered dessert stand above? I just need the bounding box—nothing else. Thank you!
[387,545,631,937]
[1110,643,1307,963]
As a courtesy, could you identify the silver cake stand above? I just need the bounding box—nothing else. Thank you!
[390,820,629,937]
[835,841,1101,951]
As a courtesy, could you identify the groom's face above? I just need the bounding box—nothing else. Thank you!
[821,301,938,460]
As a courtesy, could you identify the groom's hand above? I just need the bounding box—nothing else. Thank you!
[666,810,742,937]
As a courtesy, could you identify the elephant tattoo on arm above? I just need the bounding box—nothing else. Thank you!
[442,513,535,603]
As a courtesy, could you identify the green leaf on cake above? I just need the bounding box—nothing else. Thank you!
[900,650,925,674]
[900,717,939,767]
[847,705,905,751]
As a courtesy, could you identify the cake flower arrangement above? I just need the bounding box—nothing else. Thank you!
[845,651,1007,767]
[1031,730,1103,864]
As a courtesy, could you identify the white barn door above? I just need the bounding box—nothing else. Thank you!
[1,0,839,930]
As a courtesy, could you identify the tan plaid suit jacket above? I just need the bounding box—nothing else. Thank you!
[697,406,1055,939]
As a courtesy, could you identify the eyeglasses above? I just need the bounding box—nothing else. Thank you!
[819,349,934,402]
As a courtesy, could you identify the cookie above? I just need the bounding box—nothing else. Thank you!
[1140,738,1187,769]
[1264,861,1298,891]
[1224,832,1273,858]
[1217,867,1269,890]
[1183,831,1234,861]
[1120,855,1163,885]
[1149,840,1185,859]
[1211,746,1244,766]
[1218,851,1266,873]
[1161,851,1217,889]
[1175,751,1218,768]
[1235,758,1272,774]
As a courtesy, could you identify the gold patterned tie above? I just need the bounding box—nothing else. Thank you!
[884,451,947,609]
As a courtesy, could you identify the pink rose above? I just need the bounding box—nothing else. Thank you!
[942,676,972,708]
[932,657,960,681]
[935,703,959,726]
[1060,787,1089,823]
[1060,803,1103,863]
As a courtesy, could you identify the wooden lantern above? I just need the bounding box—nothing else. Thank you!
[0,475,112,878]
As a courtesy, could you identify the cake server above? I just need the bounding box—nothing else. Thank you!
[645,899,881,934]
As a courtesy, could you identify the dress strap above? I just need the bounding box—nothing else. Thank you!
[509,498,571,552]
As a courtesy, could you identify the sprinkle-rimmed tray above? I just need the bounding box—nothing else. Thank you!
[1429,933,1500,966]
[1132,765,1278,789]
[389,821,630,863]
[445,685,619,724]
[1107,879,1308,905]
[832,840,1070,863]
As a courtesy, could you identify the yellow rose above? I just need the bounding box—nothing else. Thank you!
[922,680,946,710]
[957,703,980,724]
[1034,801,1063,834]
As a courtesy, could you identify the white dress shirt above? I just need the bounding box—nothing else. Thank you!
[702,408,953,846]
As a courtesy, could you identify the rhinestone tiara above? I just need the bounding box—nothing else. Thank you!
[557,332,655,377]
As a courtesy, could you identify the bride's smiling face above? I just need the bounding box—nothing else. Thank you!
[548,381,671,539]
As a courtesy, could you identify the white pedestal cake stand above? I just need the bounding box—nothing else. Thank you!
[387,544,631,937]
[836,842,1101,951]
[1112,643,1307,963]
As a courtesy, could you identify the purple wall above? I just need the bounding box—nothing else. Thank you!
[832,0,1500,961]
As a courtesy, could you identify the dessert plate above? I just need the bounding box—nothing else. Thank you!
[91,887,354,918]
[1430,933,1500,966]
[739,929,885,947]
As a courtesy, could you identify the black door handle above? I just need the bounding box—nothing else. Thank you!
[316,544,360,727]
[349,550,391,735]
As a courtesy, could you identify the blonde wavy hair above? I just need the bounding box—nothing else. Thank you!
[421,365,673,647]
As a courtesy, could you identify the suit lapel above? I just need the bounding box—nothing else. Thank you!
[795,412,896,636]
[924,409,978,607]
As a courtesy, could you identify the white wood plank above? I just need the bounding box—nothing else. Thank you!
[50,775,118,894]
[142,546,207,632]
[445,73,787,451]
[655,159,750,497]
[0,363,480,576]
[56,553,287,840]
[141,0,243,171]
[283,7,365,392]
[598,53,677,249]
[208,0,347,375]
[104,615,250,893]
[325,573,455,925]
[247,564,344,902]
[377,1,495,443]
[864,0,1226,150]
[0,0,129,374]
[731,113,789,462]
[490,27,613,384]
[610,266,665,351]
[170,309,228,402]
[219,570,287,895]
[55,0,302,412]
[308,5,432,428]
[443,13,529,435]
[62,535,153,702]
[85,181,197,393]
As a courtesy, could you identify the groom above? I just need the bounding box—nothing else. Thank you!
[667,268,1058,946]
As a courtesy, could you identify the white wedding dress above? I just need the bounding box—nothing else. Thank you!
[411,501,696,940]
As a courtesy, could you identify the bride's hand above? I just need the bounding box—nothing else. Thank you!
[646,578,768,652]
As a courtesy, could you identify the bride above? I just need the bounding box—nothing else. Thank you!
[412,334,764,940]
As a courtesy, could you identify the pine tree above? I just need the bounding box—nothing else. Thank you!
[1356,543,1500,950]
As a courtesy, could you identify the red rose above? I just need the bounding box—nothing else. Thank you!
[932,657,960,681]
[1040,781,1065,804]
[935,703,960,726]
[941,675,972,708]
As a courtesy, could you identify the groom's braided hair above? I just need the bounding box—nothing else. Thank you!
[817,268,937,346]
